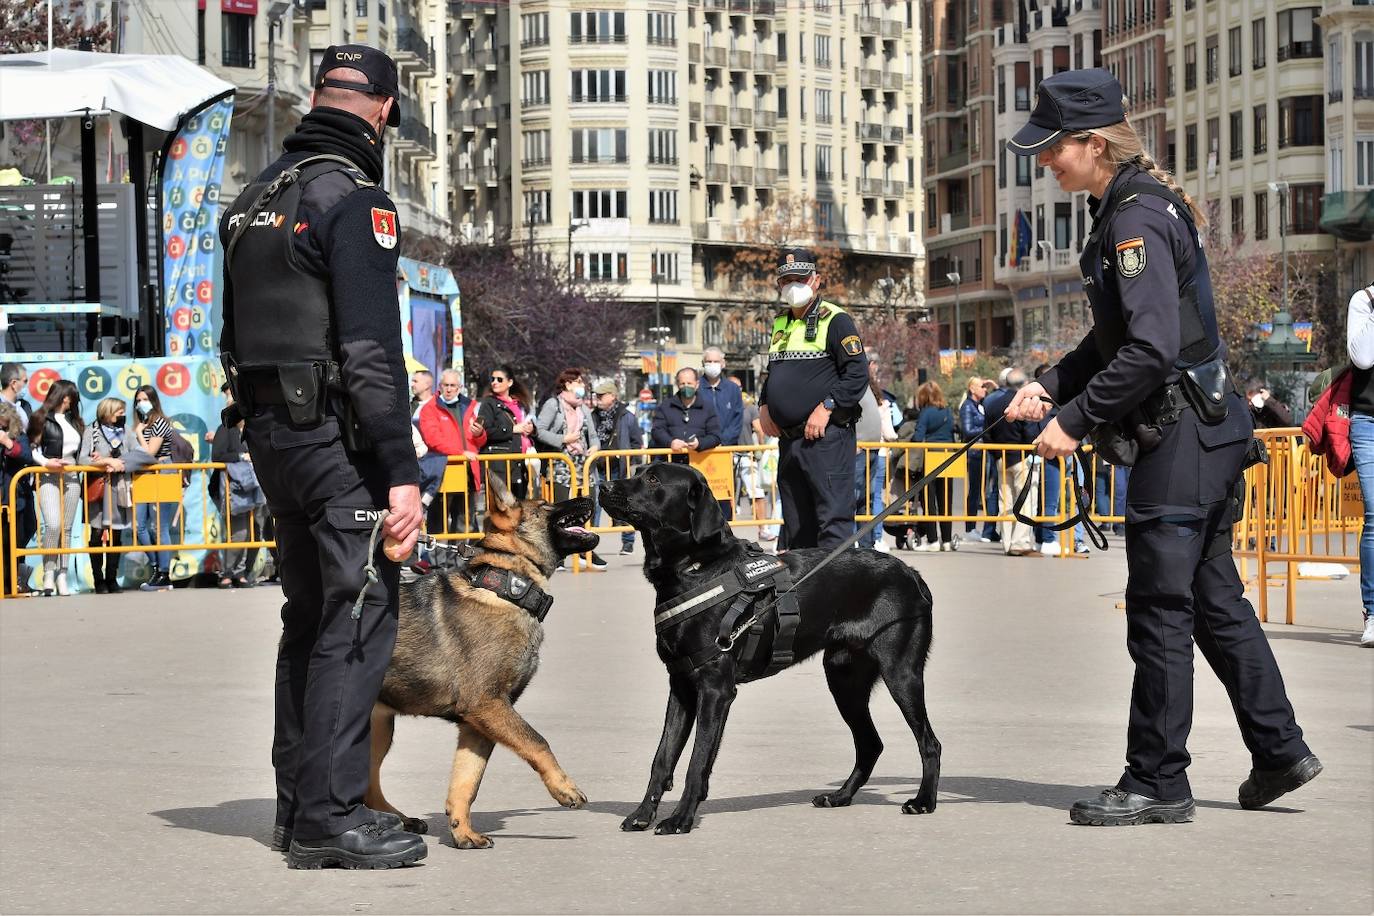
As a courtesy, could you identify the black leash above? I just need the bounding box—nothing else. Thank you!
[719,401,1106,651]
[1010,448,1110,552]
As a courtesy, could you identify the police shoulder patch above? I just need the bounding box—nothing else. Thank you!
[1115,236,1146,279]
[841,334,864,356]
[371,207,398,249]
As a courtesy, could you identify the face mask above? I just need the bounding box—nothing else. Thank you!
[136,401,152,418]
[703,363,722,379]
[679,385,697,400]
[783,282,814,307]
[572,386,586,399]
[440,394,460,405]
[113,416,127,426]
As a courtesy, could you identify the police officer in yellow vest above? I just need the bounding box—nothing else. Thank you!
[758,248,871,549]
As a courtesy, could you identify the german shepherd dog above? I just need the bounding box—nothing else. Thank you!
[599,462,940,835]
[366,474,598,849]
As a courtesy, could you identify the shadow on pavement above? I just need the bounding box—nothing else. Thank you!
[151,798,277,848]
[1262,626,1365,647]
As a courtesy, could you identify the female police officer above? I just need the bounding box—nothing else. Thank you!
[1004,69,1320,826]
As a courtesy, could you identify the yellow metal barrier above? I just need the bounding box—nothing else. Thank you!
[1231,428,1360,624]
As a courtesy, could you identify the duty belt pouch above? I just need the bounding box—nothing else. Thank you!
[1088,421,1140,467]
[277,362,326,428]
[1180,355,1231,425]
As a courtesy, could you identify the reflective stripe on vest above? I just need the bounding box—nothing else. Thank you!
[768,301,845,361]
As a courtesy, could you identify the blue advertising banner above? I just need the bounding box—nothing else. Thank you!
[161,98,233,359]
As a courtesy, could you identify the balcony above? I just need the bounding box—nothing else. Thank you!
[730,107,753,127]
[705,162,729,182]
[452,0,496,17]
[521,158,551,171]
[755,0,776,13]
[1321,190,1374,242]
[881,19,903,40]
[569,33,628,45]
[730,0,750,11]
[458,47,496,73]
[459,105,499,125]
[704,103,728,123]
[754,109,777,129]
[394,117,436,161]
[883,71,904,91]
[394,27,434,75]
[882,180,906,198]
[1330,89,1344,103]
[859,68,883,89]
[571,94,629,104]
[755,51,777,70]
[703,46,727,67]
[649,95,678,106]
[729,49,752,69]
[571,153,630,165]
[458,166,497,187]
[755,167,777,186]
[858,177,884,196]
[730,165,753,185]
[858,122,884,141]
[885,125,905,143]
[937,148,970,173]
[858,15,881,34]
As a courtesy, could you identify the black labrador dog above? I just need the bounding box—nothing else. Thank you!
[599,461,940,834]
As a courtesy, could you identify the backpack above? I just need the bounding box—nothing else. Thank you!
[167,425,196,463]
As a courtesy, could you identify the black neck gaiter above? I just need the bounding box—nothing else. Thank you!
[281,107,385,183]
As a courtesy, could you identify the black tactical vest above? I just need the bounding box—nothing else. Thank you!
[222,154,373,367]
[1080,166,1222,376]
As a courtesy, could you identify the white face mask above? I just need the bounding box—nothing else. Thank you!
[703,363,722,379]
[783,282,814,307]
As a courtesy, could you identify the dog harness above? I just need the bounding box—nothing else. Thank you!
[463,563,556,622]
[652,548,801,682]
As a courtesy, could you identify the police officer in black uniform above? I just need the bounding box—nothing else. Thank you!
[758,249,870,549]
[219,45,426,868]
[1005,69,1320,825]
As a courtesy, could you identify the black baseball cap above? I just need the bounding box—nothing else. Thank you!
[1009,68,1125,156]
[776,247,817,279]
[314,44,401,126]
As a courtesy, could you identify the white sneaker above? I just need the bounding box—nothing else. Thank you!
[41,569,56,596]
[55,571,71,596]
[1040,542,1060,557]
[873,540,891,554]
[1362,616,1374,648]
[915,542,940,552]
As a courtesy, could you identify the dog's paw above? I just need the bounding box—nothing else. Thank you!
[454,830,494,849]
[901,796,937,815]
[653,814,694,835]
[549,780,587,809]
[402,817,429,835]
[812,792,853,808]
[620,808,655,831]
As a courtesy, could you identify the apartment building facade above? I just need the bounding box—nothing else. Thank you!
[450,0,923,388]
[1318,0,1374,295]
[98,0,451,240]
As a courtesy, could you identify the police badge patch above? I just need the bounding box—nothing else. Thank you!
[841,335,864,356]
[371,208,398,249]
[1115,237,1146,278]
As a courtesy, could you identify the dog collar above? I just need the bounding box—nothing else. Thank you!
[465,565,555,622]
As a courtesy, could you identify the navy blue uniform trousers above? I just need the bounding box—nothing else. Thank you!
[245,406,399,841]
[1118,394,1309,800]
[777,424,856,550]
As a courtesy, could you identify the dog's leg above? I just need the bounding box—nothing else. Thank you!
[879,649,942,815]
[622,675,697,831]
[363,706,428,834]
[444,726,497,849]
[464,700,588,810]
[814,651,883,808]
[654,675,737,835]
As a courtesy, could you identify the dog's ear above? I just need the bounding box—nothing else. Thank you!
[485,472,519,528]
[688,475,725,544]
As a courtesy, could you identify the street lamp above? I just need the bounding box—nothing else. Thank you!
[1268,180,1289,315]
[567,218,589,280]
[265,0,291,162]
[945,264,961,354]
[1037,239,1055,350]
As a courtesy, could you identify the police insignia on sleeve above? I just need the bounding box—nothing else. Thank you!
[371,207,398,249]
[1115,237,1146,278]
[841,334,864,356]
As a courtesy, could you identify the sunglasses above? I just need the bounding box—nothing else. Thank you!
[490,376,508,383]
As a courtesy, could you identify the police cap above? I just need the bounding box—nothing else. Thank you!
[315,44,402,127]
[1009,68,1125,156]
[776,247,817,279]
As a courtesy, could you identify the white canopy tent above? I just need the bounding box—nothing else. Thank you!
[0,49,234,129]
[0,50,235,356]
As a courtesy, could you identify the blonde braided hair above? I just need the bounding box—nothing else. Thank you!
[1073,121,1208,227]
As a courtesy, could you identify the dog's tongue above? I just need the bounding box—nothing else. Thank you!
[565,525,588,535]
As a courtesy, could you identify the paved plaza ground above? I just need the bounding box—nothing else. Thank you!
[1,537,1371,914]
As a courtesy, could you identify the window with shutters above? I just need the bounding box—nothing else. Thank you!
[649,189,679,224]
[570,128,627,163]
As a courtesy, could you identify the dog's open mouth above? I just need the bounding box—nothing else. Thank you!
[556,505,592,535]
[550,498,600,553]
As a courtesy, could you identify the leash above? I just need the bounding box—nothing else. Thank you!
[1010,448,1110,552]
[352,513,482,618]
[719,399,1105,651]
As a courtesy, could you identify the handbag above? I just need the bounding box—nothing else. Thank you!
[85,473,107,504]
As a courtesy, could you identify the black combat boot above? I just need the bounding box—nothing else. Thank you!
[273,810,405,852]
[1238,754,1322,810]
[1069,787,1195,826]
[287,821,426,869]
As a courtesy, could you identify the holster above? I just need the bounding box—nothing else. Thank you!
[1229,436,1270,526]
[335,393,373,452]
[1088,421,1139,467]
[1179,354,1232,425]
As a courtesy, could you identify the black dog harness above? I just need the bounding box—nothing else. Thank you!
[464,564,556,622]
[653,548,801,682]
